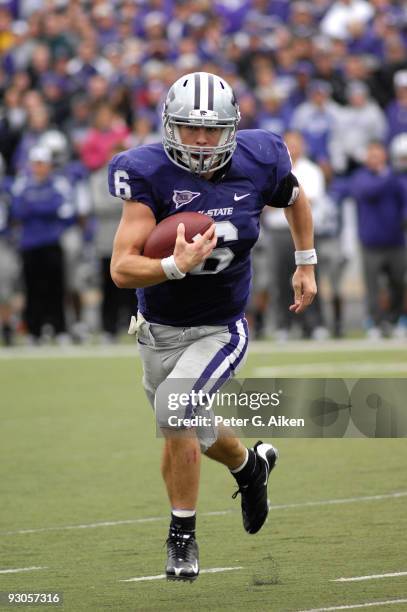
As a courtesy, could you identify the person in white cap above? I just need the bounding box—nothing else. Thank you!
[11,146,75,344]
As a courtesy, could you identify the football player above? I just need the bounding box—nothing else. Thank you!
[108,72,317,581]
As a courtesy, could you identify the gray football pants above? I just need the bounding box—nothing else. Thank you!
[136,315,249,451]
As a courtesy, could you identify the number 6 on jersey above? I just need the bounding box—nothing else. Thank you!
[114,170,132,199]
[190,220,238,275]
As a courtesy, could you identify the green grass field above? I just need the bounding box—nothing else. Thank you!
[1,341,407,611]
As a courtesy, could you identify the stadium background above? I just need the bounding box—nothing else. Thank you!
[1,2,407,612]
[0,0,406,344]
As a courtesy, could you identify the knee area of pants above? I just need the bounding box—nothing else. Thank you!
[154,395,186,430]
[154,380,193,429]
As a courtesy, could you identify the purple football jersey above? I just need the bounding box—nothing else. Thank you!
[108,129,292,326]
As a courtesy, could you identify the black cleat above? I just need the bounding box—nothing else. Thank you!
[232,441,278,534]
[166,529,199,581]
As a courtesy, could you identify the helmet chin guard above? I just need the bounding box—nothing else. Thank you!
[162,72,240,175]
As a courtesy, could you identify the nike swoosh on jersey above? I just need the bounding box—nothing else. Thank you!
[234,193,251,201]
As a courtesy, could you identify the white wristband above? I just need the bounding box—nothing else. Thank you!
[295,248,317,265]
[161,255,186,280]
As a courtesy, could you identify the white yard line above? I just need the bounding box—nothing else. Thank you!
[2,491,406,536]
[297,599,407,612]
[334,571,407,583]
[270,491,407,511]
[249,340,407,354]
[0,346,138,360]
[0,339,406,360]
[1,516,167,535]
[254,362,407,376]
[120,566,244,583]
[0,510,232,536]
[0,566,47,574]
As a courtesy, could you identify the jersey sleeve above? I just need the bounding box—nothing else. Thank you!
[108,150,157,214]
[259,133,295,208]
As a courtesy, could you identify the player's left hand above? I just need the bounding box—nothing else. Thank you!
[289,266,317,314]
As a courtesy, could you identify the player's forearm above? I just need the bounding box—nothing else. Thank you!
[284,186,315,251]
[111,254,168,288]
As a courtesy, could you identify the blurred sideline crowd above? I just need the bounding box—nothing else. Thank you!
[0,0,407,346]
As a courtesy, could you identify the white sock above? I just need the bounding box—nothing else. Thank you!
[172,509,196,518]
[230,448,249,473]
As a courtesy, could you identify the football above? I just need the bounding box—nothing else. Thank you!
[143,212,214,259]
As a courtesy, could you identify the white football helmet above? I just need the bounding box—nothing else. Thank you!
[162,72,240,175]
[390,132,407,171]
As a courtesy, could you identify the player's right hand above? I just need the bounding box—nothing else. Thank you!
[173,223,217,273]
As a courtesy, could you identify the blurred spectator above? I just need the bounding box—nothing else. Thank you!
[246,223,271,339]
[257,85,292,135]
[87,74,110,106]
[264,130,330,340]
[214,0,251,35]
[290,79,341,172]
[11,70,32,96]
[0,86,26,173]
[80,103,129,172]
[11,147,75,344]
[282,130,348,337]
[10,14,42,71]
[386,70,407,141]
[237,92,259,130]
[22,89,44,114]
[39,129,93,341]
[109,82,134,126]
[390,132,407,335]
[346,17,383,57]
[0,153,18,345]
[0,7,15,55]
[290,2,318,36]
[28,44,52,88]
[42,11,74,60]
[341,54,372,90]
[330,80,387,174]
[40,73,71,127]
[66,40,113,91]
[320,0,374,40]
[92,4,119,48]
[64,96,92,156]
[289,61,315,107]
[89,146,134,341]
[12,105,57,173]
[347,141,406,337]
[274,43,299,90]
[127,112,161,147]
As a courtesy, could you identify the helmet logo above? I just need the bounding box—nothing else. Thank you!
[172,190,201,209]
[189,109,219,120]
